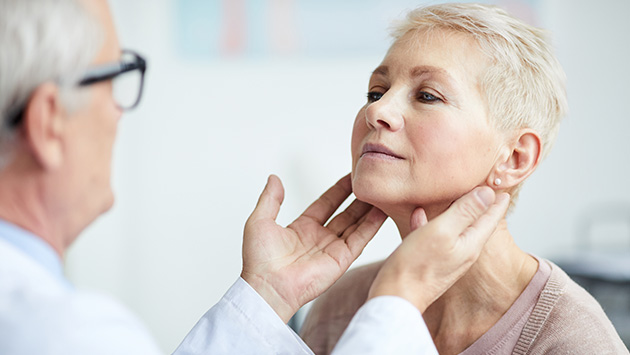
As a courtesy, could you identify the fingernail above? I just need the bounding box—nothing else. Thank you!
[497,192,511,205]
[475,187,494,207]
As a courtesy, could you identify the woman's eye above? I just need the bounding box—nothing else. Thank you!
[367,91,383,103]
[417,91,441,103]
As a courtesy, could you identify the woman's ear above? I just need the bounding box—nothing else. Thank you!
[487,129,542,190]
[22,82,66,170]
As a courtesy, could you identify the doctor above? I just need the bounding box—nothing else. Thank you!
[0,0,509,354]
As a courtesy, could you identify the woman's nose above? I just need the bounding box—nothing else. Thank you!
[365,93,404,132]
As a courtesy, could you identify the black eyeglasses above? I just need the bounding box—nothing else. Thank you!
[7,49,147,127]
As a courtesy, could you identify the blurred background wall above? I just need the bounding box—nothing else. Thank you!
[65,0,630,352]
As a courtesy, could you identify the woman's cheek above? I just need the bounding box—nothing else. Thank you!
[350,110,368,161]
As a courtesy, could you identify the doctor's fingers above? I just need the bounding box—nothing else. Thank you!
[410,207,428,231]
[325,199,372,237]
[247,175,285,223]
[340,207,387,258]
[432,187,498,239]
[458,192,510,250]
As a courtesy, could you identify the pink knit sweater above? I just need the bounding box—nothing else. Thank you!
[300,259,629,354]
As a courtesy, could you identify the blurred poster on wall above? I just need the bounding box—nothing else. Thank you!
[175,0,540,59]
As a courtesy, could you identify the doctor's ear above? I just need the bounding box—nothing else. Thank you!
[487,129,542,190]
[22,82,66,170]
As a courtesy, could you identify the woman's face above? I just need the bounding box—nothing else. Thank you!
[351,29,505,216]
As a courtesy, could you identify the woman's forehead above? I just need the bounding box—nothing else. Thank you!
[379,29,488,79]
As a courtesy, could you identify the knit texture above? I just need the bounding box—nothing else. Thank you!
[300,259,629,354]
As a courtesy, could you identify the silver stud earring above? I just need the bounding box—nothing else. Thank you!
[494,178,502,186]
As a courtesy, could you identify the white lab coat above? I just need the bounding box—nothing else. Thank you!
[0,220,437,354]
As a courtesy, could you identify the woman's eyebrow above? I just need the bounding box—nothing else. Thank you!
[410,65,451,80]
[410,65,458,89]
[371,65,459,91]
[371,66,388,77]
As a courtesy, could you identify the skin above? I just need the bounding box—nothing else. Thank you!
[351,29,540,354]
[0,0,122,256]
[0,0,390,330]
[242,174,388,323]
[351,30,504,237]
[0,0,391,328]
[0,1,513,344]
[368,187,511,313]
[242,174,510,323]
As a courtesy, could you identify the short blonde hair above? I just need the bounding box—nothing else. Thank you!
[391,3,568,201]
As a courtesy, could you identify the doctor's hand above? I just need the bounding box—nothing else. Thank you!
[241,174,387,323]
[368,187,510,313]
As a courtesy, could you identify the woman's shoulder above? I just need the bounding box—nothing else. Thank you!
[517,260,629,354]
[307,260,384,319]
[331,260,385,295]
[546,261,618,323]
[299,260,385,352]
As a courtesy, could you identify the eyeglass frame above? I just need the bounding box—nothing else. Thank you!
[6,49,147,128]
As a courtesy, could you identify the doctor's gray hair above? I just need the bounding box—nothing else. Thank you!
[390,3,568,202]
[0,0,103,168]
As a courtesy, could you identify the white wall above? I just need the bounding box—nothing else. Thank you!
[510,0,630,255]
[65,0,630,352]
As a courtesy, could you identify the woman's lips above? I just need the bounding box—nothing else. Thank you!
[360,143,403,160]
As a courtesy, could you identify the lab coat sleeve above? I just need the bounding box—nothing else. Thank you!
[173,277,313,355]
[175,278,438,355]
[332,296,438,355]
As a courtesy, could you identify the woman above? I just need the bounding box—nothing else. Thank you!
[300,3,628,354]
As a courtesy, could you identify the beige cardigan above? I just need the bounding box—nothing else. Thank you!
[300,259,629,354]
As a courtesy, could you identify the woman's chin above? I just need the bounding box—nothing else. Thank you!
[352,188,378,206]
[352,179,400,212]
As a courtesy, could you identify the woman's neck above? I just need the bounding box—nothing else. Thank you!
[392,214,538,354]
[388,201,453,238]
